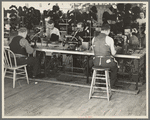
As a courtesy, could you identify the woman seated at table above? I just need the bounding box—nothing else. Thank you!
[136,11,146,27]
[136,11,146,47]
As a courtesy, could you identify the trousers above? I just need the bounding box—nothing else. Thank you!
[89,56,118,87]
[16,56,40,76]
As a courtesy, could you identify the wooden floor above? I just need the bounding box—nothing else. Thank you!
[3,77,147,118]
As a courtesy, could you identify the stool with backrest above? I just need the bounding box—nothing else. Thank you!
[4,48,29,88]
[89,66,112,101]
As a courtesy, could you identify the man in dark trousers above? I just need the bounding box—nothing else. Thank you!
[9,27,41,78]
[89,24,118,88]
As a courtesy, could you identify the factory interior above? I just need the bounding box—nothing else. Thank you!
[3,2,148,118]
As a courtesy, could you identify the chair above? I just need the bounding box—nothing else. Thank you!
[4,48,29,88]
[89,66,112,101]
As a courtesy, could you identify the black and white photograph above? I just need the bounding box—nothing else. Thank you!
[2,1,148,118]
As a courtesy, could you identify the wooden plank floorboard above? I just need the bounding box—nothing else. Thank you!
[5,82,54,116]
[54,88,81,110]
[78,89,110,116]
[56,87,90,116]
[101,96,122,116]
[5,81,69,113]
[22,84,77,116]
[114,95,139,116]
[139,96,146,116]
[6,84,68,116]
[5,83,39,109]
[42,87,83,116]
[92,93,125,116]
[4,79,32,98]
[80,100,103,116]
[98,100,119,116]
[130,86,146,116]
[75,97,106,116]
[111,87,146,116]
[22,85,82,116]
[4,78,147,117]
[5,81,51,101]
[139,104,146,116]
[131,93,146,116]
[66,88,90,111]
[103,93,128,116]
[58,88,90,116]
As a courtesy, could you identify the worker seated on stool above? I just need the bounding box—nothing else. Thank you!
[89,24,118,88]
[9,27,42,78]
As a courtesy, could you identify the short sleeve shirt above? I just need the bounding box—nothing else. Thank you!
[136,18,146,26]
[46,27,60,39]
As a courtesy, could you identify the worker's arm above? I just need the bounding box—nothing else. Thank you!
[20,38,34,54]
[106,36,116,56]
[89,37,95,51]
[56,29,62,41]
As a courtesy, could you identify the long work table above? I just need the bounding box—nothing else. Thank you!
[36,45,146,58]
[36,44,146,93]
[4,44,146,94]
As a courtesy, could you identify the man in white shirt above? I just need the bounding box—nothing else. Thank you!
[89,24,118,88]
[45,19,61,43]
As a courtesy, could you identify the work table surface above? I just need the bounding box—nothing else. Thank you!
[36,43,146,59]
[4,42,146,59]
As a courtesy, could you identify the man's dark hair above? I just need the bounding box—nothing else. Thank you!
[48,19,54,24]
[101,24,111,31]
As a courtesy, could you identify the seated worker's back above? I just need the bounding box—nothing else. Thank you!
[93,33,111,57]
[9,36,28,56]
[91,24,118,88]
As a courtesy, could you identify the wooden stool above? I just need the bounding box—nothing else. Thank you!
[89,66,112,101]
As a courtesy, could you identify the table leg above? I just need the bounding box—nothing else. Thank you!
[60,54,63,66]
[136,59,140,90]
[144,55,146,80]
[44,55,47,77]
[87,56,89,83]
